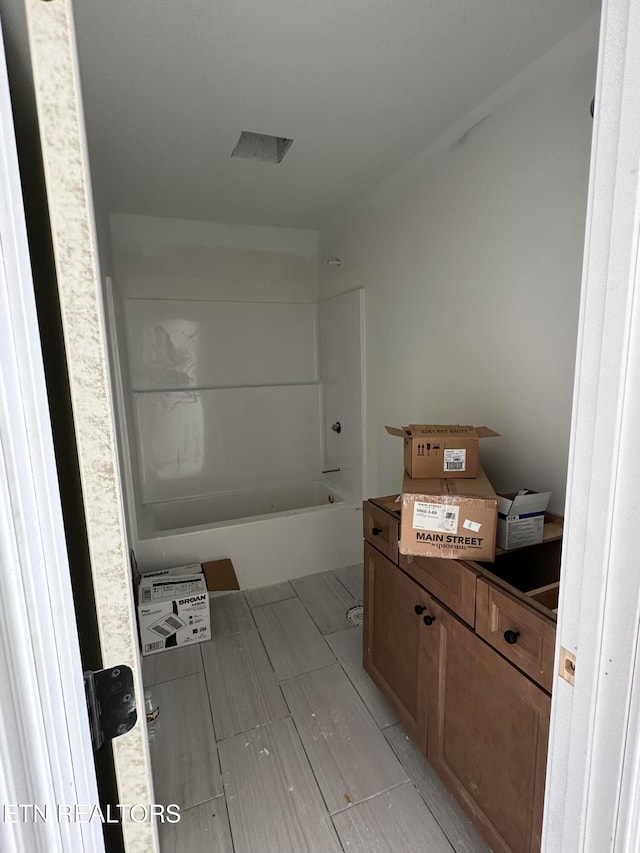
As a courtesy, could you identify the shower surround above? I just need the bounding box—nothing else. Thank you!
[105,214,364,586]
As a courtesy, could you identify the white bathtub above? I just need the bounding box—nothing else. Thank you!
[140,480,343,536]
[133,481,361,589]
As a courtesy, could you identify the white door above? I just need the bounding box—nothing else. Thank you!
[542,0,640,850]
[14,1,158,850]
[0,17,104,853]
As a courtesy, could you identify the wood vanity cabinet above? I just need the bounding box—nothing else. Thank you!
[363,541,430,748]
[363,496,561,853]
[426,599,550,853]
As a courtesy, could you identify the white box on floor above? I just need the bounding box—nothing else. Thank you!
[138,572,211,656]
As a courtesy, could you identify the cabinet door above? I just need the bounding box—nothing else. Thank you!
[363,542,431,749]
[426,601,550,853]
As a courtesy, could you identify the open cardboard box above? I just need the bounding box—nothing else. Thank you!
[131,553,241,655]
[386,424,499,479]
[496,490,552,550]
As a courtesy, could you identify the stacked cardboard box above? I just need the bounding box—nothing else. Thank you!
[387,424,500,562]
[385,424,499,478]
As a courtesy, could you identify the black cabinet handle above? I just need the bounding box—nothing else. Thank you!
[414,605,426,615]
[423,615,436,626]
[504,630,521,645]
[371,527,382,536]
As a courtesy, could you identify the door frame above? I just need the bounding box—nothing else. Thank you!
[543,0,640,849]
[0,17,104,851]
[22,0,157,850]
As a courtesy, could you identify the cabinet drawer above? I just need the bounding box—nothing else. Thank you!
[399,554,479,627]
[363,500,399,563]
[476,579,555,692]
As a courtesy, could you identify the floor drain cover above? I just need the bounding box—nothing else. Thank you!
[346,605,364,626]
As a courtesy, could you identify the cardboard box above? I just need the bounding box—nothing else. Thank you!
[136,558,241,656]
[386,424,499,479]
[496,491,552,550]
[399,467,498,561]
[138,572,211,656]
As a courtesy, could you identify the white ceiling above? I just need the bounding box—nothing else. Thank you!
[73,0,599,229]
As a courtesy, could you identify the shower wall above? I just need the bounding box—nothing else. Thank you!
[125,300,321,503]
[110,214,321,508]
[319,289,365,504]
[106,213,364,583]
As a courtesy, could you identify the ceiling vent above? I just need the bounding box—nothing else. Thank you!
[231,131,294,164]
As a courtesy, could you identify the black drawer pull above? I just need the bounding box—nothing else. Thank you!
[371,527,383,536]
[504,630,521,645]
[423,615,436,626]
[414,605,426,615]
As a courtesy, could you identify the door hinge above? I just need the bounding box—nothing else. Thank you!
[84,665,137,751]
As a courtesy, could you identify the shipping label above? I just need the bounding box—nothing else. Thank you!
[505,516,545,549]
[444,448,466,472]
[413,502,459,533]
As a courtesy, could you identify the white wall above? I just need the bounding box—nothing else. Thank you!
[110,213,318,302]
[319,19,599,513]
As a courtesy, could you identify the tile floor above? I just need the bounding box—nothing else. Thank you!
[143,565,490,853]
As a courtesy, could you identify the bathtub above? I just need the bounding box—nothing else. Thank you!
[140,480,343,536]
[134,480,361,588]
